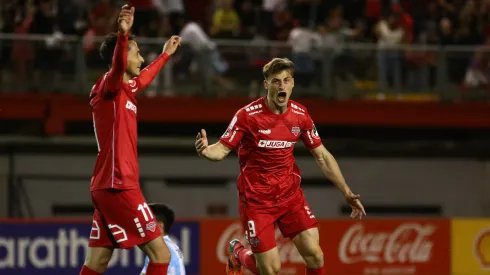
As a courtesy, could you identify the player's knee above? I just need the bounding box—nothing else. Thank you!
[259,264,281,275]
[303,249,324,268]
[140,237,171,263]
[257,260,281,275]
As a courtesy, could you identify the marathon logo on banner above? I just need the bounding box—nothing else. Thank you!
[0,220,200,275]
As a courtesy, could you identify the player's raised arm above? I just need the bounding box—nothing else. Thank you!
[106,5,134,92]
[195,129,231,161]
[135,36,181,90]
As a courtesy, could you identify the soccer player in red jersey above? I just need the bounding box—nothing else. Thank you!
[195,58,366,275]
[80,5,181,275]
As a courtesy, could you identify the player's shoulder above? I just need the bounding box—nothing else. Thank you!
[289,100,309,116]
[239,97,265,117]
[90,72,113,96]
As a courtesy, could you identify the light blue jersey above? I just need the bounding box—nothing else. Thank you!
[140,236,185,275]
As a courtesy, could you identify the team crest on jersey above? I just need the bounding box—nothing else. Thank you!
[146,221,157,232]
[291,126,300,136]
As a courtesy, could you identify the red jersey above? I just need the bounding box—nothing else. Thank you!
[219,97,323,208]
[89,33,169,191]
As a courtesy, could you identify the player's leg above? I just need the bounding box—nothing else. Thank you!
[80,209,115,274]
[278,192,325,275]
[81,247,113,274]
[138,236,171,274]
[90,188,171,275]
[229,236,280,275]
[227,205,279,275]
[292,227,325,275]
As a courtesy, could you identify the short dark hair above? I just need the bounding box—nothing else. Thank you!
[262,58,295,79]
[99,32,135,66]
[148,203,175,234]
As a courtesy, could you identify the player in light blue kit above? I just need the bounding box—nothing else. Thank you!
[140,204,185,275]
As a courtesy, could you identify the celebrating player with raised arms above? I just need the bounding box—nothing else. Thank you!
[195,58,366,275]
[80,5,181,275]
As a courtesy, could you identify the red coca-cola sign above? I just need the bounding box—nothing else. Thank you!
[321,219,450,275]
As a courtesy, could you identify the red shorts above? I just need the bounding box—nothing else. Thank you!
[239,190,318,253]
[88,188,161,249]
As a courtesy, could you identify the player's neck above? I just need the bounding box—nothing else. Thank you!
[122,73,132,83]
[265,95,288,114]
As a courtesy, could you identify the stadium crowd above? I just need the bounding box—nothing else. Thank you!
[0,0,489,95]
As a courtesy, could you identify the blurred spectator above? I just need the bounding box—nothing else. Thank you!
[211,0,240,38]
[376,12,404,91]
[152,0,184,30]
[261,0,286,36]
[288,0,320,29]
[318,6,359,83]
[89,0,117,36]
[12,0,35,92]
[58,0,90,36]
[177,16,234,90]
[31,0,64,92]
[235,0,257,39]
[463,38,490,90]
[288,19,320,87]
[268,10,293,40]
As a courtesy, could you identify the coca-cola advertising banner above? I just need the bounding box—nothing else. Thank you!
[323,219,451,275]
[200,219,451,275]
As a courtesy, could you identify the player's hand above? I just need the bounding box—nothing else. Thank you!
[118,5,134,35]
[163,35,182,56]
[195,129,209,156]
[345,192,366,220]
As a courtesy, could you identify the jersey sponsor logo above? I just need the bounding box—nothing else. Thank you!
[249,110,263,116]
[258,129,271,135]
[292,110,305,116]
[291,126,300,136]
[125,100,137,114]
[258,140,296,149]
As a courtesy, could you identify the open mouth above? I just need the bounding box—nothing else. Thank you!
[277,91,287,103]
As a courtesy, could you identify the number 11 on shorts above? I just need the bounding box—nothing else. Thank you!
[137,203,154,221]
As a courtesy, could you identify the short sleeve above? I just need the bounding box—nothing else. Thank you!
[301,111,322,149]
[219,110,248,149]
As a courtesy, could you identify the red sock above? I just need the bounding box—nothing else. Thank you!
[146,262,169,275]
[237,248,260,275]
[306,267,326,275]
[79,265,101,275]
